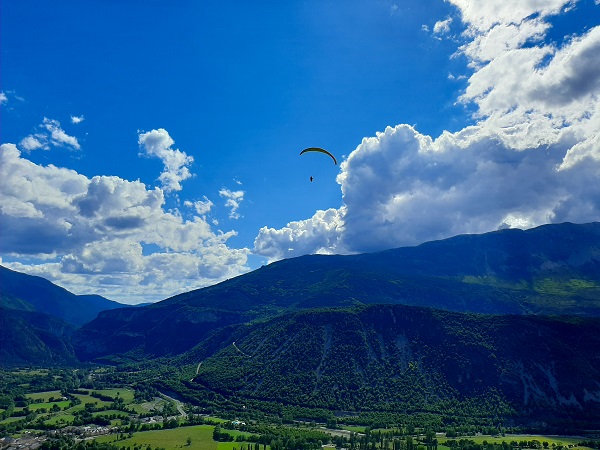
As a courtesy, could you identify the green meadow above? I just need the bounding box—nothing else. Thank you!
[0,416,25,425]
[99,388,135,403]
[27,400,71,411]
[94,424,219,450]
[440,435,590,448]
[43,413,76,426]
[26,390,62,402]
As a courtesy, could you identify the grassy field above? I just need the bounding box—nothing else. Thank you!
[340,425,367,433]
[95,424,219,450]
[218,441,261,450]
[26,390,62,402]
[43,413,76,426]
[18,388,134,427]
[11,369,49,376]
[25,388,130,412]
[70,393,112,411]
[27,400,71,411]
[0,416,25,425]
[205,416,229,424]
[439,435,589,448]
[97,388,135,403]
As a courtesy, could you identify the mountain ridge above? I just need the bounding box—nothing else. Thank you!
[0,265,127,327]
[73,221,600,361]
[0,265,128,366]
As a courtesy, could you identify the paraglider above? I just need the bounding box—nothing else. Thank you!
[300,147,337,182]
[299,147,337,165]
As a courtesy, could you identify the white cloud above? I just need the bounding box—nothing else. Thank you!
[42,118,81,150]
[19,135,47,152]
[0,92,7,105]
[71,115,85,124]
[0,143,249,303]
[447,0,572,32]
[219,188,245,219]
[185,196,214,215]
[16,118,80,152]
[255,118,600,260]
[254,208,346,261]
[138,128,194,192]
[459,19,550,64]
[253,1,600,262]
[433,17,453,35]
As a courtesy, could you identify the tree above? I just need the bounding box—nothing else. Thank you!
[425,430,435,450]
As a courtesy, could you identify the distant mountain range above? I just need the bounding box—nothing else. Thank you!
[74,221,600,361]
[0,266,125,327]
[0,265,126,365]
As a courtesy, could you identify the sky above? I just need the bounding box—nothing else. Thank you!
[1,0,599,304]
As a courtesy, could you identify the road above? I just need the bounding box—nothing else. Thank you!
[159,391,186,418]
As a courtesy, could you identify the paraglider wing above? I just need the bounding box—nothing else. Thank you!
[300,147,337,165]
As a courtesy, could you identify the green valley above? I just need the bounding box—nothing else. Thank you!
[1,223,600,446]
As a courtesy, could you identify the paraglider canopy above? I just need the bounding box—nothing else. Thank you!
[300,147,337,165]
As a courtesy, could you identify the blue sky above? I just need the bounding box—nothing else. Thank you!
[2,0,599,304]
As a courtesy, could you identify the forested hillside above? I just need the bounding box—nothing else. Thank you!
[180,304,600,429]
[0,307,78,366]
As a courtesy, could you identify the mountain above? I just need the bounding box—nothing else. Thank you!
[73,222,600,361]
[0,265,126,327]
[178,303,600,428]
[0,307,78,366]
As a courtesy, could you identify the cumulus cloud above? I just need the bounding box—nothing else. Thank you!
[0,92,7,105]
[71,115,84,124]
[433,17,453,35]
[0,143,249,303]
[253,0,600,262]
[42,118,80,150]
[254,208,345,261]
[184,196,214,215]
[19,135,46,152]
[17,118,80,152]
[219,188,245,219]
[447,0,572,32]
[138,128,194,192]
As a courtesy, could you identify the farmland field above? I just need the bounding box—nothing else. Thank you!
[94,424,219,450]
[98,388,135,403]
[26,390,61,401]
[0,417,25,425]
[43,413,76,426]
[440,435,591,448]
[340,425,367,433]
